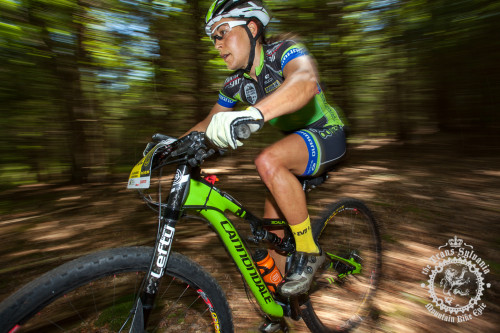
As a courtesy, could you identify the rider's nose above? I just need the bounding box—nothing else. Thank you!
[214,38,223,49]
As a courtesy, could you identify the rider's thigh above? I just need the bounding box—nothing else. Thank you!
[255,133,309,176]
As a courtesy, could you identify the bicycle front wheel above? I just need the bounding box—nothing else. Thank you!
[0,247,233,333]
[303,198,381,332]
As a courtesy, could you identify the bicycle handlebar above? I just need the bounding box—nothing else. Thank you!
[148,123,252,169]
[234,124,251,140]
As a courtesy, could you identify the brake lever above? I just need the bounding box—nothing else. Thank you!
[152,133,176,143]
[143,142,156,157]
[171,135,194,157]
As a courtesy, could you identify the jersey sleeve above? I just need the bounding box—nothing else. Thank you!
[217,91,237,108]
[277,40,309,71]
[216,73,242,108]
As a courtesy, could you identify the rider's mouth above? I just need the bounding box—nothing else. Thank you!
[221,54,230,61]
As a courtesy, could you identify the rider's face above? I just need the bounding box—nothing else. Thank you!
[211,18,251,71]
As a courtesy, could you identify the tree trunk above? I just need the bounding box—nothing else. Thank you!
[186,0,210,123]
[27,0,100,184]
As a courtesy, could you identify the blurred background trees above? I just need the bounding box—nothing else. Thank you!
[1,0,499,187]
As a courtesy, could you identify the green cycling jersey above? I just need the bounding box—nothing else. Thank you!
[216,40,344,132]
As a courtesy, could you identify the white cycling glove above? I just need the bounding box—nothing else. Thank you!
[206,106,264,149]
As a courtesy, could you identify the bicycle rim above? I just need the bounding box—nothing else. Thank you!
[304,198,381,332]
[1,247,230,332]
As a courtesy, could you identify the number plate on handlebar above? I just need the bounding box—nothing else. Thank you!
[127,139,177,189]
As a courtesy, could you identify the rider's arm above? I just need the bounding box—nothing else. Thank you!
[254,55,319,122]
[183,103,233,136]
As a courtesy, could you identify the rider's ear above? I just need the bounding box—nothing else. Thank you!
[247,20,259,38]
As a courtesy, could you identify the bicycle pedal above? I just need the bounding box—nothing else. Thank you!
[332,251,360,275]
[332,260,354,275]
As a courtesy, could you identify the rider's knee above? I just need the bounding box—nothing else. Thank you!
[255,149,279,184]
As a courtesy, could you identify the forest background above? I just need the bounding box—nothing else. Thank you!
[1,1,500,331]
[1,0,498,186]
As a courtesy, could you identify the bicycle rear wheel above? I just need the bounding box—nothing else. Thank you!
[0,247,233,333]
[303,198,381,332]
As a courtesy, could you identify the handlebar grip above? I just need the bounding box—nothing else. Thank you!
[235,124,251,140]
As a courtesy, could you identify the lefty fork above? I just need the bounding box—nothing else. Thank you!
[130,162,192,331]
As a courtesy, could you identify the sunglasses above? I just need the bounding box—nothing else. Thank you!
[210,20,247,44]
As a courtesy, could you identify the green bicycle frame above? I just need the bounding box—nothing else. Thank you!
[183,178,284,319]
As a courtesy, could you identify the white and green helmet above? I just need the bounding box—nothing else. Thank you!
[205,0,270,36]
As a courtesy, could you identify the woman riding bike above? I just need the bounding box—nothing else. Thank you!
[188,0,346,298]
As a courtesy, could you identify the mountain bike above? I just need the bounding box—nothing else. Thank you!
[0,128,381,333]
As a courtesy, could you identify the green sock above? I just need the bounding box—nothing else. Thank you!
[289,216,320,254]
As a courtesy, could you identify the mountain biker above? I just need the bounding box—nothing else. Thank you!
[188,0,346,301]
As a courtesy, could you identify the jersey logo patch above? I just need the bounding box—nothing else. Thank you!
[264,73,274,85]
[266,42,285,57]
[224,75,241,88]
[265,80,280,94]
[244,83,258,104]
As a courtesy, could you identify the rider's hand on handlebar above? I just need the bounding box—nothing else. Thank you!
[206,106,264,149]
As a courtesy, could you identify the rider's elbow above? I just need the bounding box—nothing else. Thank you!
[300,71,319,99]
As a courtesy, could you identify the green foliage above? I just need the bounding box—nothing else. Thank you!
[0,0,498,186]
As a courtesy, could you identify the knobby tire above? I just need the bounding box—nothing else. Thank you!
[0,246,233,333]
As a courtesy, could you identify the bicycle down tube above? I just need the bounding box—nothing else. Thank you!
[183,176,285,319]
[140,163,284,325]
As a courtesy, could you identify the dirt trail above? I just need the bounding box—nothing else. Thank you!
[1,134,499,332]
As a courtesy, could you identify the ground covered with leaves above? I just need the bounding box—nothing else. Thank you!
[1,133,499,332]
